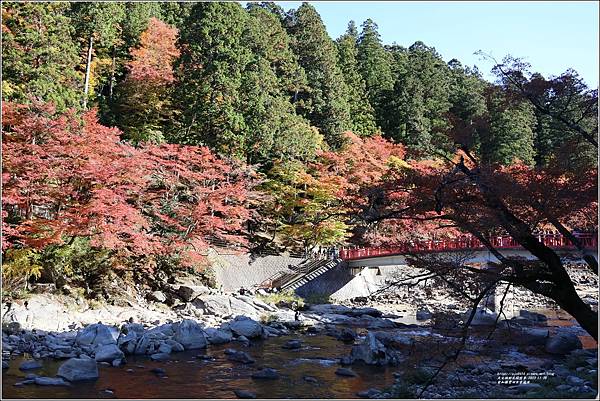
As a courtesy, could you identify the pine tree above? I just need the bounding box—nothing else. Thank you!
[356,18,394,124]
[481,88,537,166]
[69,2,126,109]
[241,7,321,166]
[285,3,351,148]
[336,21,378,137]
[171,2,252,158]
[2,2,81,110]
[387,41,452,157]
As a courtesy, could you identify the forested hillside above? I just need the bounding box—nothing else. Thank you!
[2,2,597,298]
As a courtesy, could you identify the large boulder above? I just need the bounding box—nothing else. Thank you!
[172,284,210,302]
[545,332,583,355]
[349,332,388,365]
[229,316,263,339]
[173,319,207,350]
[467,308,498,326]
[75,324,116,347]
[519,310,548,323]
[192,295,232,317]
[205,328,233,345]
[94,344,124,363]
[519,328,549,346]
[57,358,99,382]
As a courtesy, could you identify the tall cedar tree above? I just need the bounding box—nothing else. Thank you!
[356,19,394,125]
[2,2,81,110]
[285,3,351,148]
[242,6,322,166]
[388,41,452,157]
[172,2,252,158]
[336,21,379,137]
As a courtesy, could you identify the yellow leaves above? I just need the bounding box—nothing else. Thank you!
[2,248,43,281]
[387,155,412,170]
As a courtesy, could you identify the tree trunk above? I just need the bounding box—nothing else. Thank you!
[83,35,94,109]
[109,46,116,100]
[553,285,598,341]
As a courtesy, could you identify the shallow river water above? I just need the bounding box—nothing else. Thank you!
[3,334,396,399]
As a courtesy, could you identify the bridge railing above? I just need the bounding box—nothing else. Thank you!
[339,233,598,261]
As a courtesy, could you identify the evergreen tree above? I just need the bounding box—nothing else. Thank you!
[336,21,378,137]
[285,3,351,148]
[2,2,81,110]
[242,7,321,166]
[356,18,394,124]
[69,2,126,109]
[387,41,452,157]
[481,88,537,166]
[171,2,252,157]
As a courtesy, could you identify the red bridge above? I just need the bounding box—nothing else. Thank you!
[340,233,598,261]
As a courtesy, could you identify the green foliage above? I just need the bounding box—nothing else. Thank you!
[171,2,252,157]
[2,248,43,295]
[257,289,305,309]
[40,237,113,296]
[303,293,331,305]
[481,90,536,166]
[385,41,453,157]
[336,21,379,137]
[1,2,81,110]
[286,3,351,148]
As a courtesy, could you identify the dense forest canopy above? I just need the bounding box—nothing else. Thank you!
[2,1,598,317]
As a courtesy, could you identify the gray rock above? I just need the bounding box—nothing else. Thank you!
[567,375,585,386]
[357,388,382,398]
[57,358,99,381]
[519,328,549,346]
[205,328,233,345]
[192,295,232,316]
[150,353,171,361]
[173,284,210,302]
[282,339,302,350]
[519,310,548,323]
[467,308,498,326]
[349,332,388,365]
[157,343,172,354]
[94,344,124,363]
[416,309,432,321]
[34,376,70,386]
[236,335,250,346]
[303,376,318,383]
[148,291,167,303]
[545,333,582,355]
[2,360,9,369]
[335,367,358,377]
[164,340,185,352]
[229,316,263,338]
[234,389,256,399]
[151,367,166,376]
[338,328,357,342]
[75,324,116,347]
[555,384,571,391]
[173,320,207,350]
[226,350,255,364]
[251,367,279,380]
[111,359,123,367]
[19,359,42,371]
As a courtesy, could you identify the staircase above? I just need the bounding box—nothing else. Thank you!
[257,258,340,291]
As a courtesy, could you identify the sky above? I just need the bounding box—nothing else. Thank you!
[258,1,599,87]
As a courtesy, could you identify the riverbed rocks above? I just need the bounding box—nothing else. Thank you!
[335,367,358,377]
[349,332,388,365]
[251,367,279,380]
[545,332,583,354]
[19,359,42,370]
[225,349,255,364]
[229,316,264,339]
[57,358,99,382]
[205,327,233,345]
[94,344,124,363]
[172,319,207,350]
[233,389,256,399]
[282,339,302,349]
[75,323,117,348]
